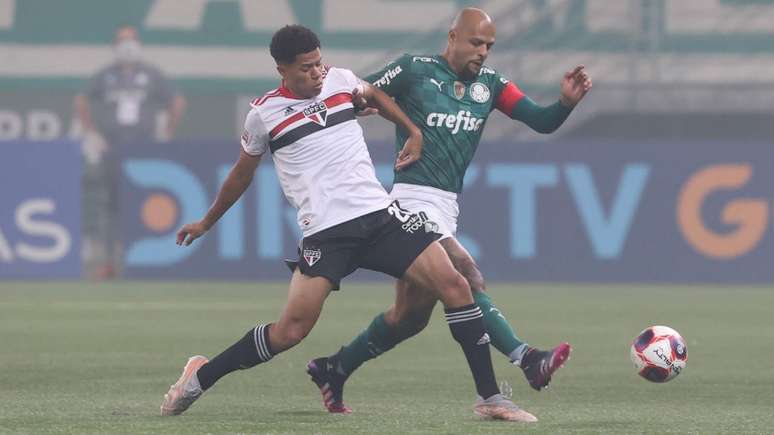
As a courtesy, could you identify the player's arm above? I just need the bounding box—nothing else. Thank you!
[177,149,261,246]
[358,81,423,170]
[497,65,592,134]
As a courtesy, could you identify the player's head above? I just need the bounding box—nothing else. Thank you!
[114,25,142,65]
[445,8,496,80]
[271,25,324,98]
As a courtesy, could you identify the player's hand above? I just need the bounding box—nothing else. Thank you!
[353,85,378,117]
[395,130,422,171]
[176,221,209,246]
[559,65,592,108]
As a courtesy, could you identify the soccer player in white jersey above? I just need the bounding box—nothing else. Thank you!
[160,25,536,422]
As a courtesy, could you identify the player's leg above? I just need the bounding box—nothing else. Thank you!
[161,269,333,416]
[307,278,436,413]
[441,237,571,391]
[402,241,537,422]
[337,279,436,372]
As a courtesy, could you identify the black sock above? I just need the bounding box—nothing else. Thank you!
[445,304,500,399]
[196,324,274,391]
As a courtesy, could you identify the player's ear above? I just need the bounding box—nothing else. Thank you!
[448,29,457,45]
[276,64,286,79]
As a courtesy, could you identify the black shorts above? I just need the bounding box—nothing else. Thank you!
[288,201,441,290]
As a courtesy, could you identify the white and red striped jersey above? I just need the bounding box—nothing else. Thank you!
[241,67,391,237]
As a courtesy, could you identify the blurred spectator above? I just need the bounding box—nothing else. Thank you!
[74,26,186,280]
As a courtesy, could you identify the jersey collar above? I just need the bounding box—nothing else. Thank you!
[278,80,307,99]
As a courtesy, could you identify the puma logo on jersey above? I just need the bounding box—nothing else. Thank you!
[372,65,402,88]
[426,110,484,134]
[429,78,444,92]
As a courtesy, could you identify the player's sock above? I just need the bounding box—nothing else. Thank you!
[337,313,400,375]
[445,304,500,399]
[196,323,274,391]
[472,292,529,365]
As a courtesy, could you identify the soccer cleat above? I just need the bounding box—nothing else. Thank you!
[306,356,352,414]
[474,394,538,422]
[160,355,209,416]
[521,342,572,391]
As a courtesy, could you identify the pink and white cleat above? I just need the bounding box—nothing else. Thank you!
[521,342,572,391]
[160,355,209,416]
[474,394,538,422]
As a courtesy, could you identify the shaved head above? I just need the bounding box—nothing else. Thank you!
[444,8,496,79]
[450,7,493,33]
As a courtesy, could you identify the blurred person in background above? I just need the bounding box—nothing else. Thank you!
[74,25,186,280]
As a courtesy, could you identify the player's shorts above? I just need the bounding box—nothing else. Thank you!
[290,201,442,290]
[390,183,459,240]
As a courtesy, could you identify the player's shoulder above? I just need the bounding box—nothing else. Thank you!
[404,53,441,65]
[243,102,268,134]
[251,88,282,108]
[325,65,356,81]
[478,64,510,86]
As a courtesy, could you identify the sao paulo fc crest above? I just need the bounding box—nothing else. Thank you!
[303,248,321,266]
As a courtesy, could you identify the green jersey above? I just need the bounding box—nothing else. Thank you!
[365,54,523,194]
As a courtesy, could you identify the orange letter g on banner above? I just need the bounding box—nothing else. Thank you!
[677,164,768,259]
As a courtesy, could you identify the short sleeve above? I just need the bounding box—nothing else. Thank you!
[334,67,362,90]
[363,54,412,97]
[240,109,269,156]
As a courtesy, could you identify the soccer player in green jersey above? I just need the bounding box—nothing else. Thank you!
[307,8,591,418]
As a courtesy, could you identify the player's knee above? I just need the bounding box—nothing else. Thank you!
[459,261,485,292]
[438,270,472,303]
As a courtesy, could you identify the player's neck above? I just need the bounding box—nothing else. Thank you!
[280,80,310,99]
[440,51,464,77]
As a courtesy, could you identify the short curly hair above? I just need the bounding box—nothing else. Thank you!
[270,25,321,64]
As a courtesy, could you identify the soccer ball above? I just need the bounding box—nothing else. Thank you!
[630,325,687,383]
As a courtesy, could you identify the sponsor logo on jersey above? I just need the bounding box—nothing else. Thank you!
[470,82,491,103]
[412,56,439,64]
[303,101,328,126]
[478,66,496,76]
[372,65,402,88]
[425,110,485,134]
[453,81,465,99]
[303,248,321,266]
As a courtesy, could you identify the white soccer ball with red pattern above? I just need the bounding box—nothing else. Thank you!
[630,325,687,383]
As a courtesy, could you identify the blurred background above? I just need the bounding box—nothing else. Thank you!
[1,0,772,282]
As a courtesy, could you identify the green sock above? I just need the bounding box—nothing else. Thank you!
[338,313,400,375]
[473,291,529,363]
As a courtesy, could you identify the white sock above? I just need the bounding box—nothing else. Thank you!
[508,343,530,366]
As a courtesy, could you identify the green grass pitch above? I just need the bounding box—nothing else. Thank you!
[1,282,772,434]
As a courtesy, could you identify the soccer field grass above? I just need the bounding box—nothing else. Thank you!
[1,282,772,434]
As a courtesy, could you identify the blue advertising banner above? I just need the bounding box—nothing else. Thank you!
[0,140,81,279]
[119,139,773,282]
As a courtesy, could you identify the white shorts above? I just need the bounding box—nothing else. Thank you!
[390,183,459,240]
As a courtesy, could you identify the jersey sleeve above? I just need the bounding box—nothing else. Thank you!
[333,67,364,92]
[493,74,526,115]
[363,54,412,97]
[240,109,269,156]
